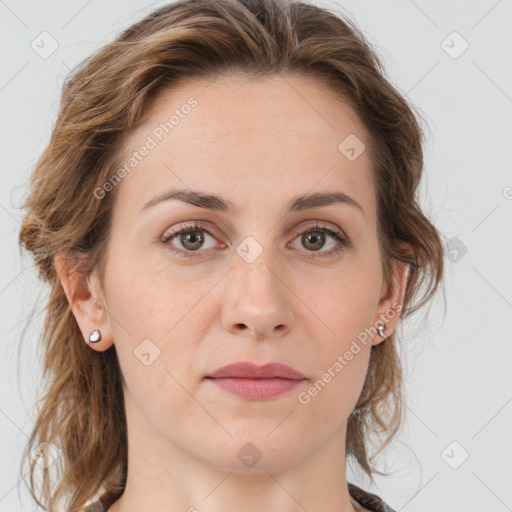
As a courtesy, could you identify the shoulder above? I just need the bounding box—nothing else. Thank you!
[348,482,397,512]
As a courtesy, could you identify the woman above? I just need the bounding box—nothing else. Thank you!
[18,0,444,511]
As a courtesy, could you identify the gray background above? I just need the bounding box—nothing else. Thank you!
[1,0,511,510]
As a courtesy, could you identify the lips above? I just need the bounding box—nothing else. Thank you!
[206,361,306,380]
[205,361,307,400]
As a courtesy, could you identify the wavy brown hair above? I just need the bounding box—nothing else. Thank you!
[17,0,444,510]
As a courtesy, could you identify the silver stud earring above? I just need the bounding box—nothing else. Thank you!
[88,329,102,343]
[377,324,385,337]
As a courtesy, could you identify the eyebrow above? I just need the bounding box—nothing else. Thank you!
[139,188,365,217]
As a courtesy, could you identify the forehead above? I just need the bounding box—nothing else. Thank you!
[139,72,368,143]
[111,72,376,221]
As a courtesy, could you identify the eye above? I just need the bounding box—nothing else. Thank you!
[289,223,349,257]
[160,221,222,258]
[160,221,349,259]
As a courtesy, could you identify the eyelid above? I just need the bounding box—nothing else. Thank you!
[162,220,346,241]
[291,220,346,239]
[160,220,222,242]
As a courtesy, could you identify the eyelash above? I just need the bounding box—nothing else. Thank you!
[160,221,349,259]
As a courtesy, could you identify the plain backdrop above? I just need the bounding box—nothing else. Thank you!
[1,0,511,510]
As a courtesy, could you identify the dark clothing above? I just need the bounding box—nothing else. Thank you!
[349,482,397,511]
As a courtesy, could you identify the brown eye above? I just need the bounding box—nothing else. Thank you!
[179,230,205,251]
[301,231,326,251]
[289,224,349,257]
[161,222,220,258]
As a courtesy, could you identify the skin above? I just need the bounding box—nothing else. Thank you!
[56,73,410,512]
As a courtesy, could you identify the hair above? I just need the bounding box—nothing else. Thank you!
[17,0,445,510]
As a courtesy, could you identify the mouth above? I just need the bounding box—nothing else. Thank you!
[205,361,307,400]
[205,376,306,400]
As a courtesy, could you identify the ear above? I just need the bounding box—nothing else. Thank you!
[54,250,114,352]
[372,242,412,345]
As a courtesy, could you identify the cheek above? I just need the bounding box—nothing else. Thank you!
[106,249,209,339]
[297,267,381,344]
[103,262,204,397]
[107,268,207,431]
[298,332,371,431]
[294,270,378,407]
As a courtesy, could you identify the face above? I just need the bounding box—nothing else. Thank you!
[66,73,407,475]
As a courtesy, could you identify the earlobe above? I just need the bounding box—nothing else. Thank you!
[54,250,114,351]
[372,245,412,345]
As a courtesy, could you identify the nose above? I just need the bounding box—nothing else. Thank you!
[221,248,294,339]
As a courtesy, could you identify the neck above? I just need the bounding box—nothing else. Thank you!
[107,392,360,512]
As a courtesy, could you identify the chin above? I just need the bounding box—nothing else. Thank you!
[196,433,308,474]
